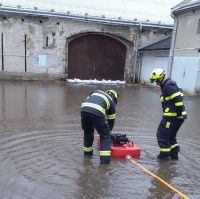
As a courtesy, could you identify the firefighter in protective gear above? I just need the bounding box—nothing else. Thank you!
[81,89,118,164]
[150,68,187,160]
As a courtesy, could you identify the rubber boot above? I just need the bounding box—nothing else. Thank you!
[157,152,170,160]
[84,150,93,156]
[100,156,110,164]
[171,153,178,160]
[170,146,180,160]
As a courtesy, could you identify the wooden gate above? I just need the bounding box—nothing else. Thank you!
[68,34,126,80]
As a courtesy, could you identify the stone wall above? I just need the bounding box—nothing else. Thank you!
[0,13,172,82]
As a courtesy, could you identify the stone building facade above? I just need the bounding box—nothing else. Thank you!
[0,11,172,83]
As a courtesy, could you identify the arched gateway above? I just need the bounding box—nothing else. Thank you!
[68,34,126,81]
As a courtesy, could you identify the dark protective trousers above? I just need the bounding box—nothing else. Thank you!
[81,111,111,163]
[156,117,184,159]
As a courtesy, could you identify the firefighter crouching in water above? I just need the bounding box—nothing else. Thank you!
[149,68,187,160]
[81,90,118,164]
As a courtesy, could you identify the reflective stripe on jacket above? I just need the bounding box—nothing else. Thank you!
[81,90,116,130]
[160,78,187,119]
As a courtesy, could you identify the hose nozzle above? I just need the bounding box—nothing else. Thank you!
[125,155,132,160]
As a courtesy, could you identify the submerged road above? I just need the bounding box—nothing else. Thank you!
[0,80,199,199]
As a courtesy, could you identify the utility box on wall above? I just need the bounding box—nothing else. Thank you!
[38,54,47,67]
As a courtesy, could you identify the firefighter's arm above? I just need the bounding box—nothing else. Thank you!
[107,101,116,131]
[167,83,185,117]
[108,119,115,131]
[174,96,185,117]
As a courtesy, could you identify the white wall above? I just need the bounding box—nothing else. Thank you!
[140,52,169,83]
[172,57,199,92]
[171,8,200,92]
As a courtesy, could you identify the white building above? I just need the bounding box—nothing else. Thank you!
[169,0,200,93]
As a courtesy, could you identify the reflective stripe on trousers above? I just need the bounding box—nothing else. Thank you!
[100,150,111,156]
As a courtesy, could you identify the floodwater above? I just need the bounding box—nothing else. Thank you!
[0,80,199,199]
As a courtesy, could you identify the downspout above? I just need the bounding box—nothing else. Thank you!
[133,30,140,83]
[137,51,143,83]
[139,22,143,32]
[168,11,178,77]
[136,23,143,83]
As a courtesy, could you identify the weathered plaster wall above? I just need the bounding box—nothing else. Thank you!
[0,13,172,82]
[171,7,200,92]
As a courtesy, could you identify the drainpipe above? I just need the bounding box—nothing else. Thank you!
[133,33,139,83]
[137,51,142,83]
[168,11,178,77]
[139,22,143,32]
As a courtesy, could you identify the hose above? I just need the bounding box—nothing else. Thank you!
[126,155,189,199]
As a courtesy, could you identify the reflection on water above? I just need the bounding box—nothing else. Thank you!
[0,80,200,199]
[75,157,112,199]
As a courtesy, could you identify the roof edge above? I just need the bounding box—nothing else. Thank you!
[0,6,174,29]
[139,36,171,50]
[172,1,200,15]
